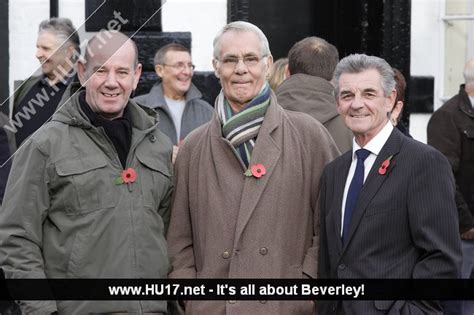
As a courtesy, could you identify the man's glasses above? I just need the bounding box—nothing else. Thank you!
[217,55,267,68]
[162,63,195,72]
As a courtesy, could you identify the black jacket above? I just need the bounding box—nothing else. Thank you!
[428,84,474,233]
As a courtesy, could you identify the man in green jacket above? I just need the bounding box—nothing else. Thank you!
[0,31,173,314]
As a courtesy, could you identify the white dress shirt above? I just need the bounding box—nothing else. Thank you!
[340,122,394,235]
[469,95,474,108]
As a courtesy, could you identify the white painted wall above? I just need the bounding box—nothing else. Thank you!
[162,0,227,71]
[9,0,49,112]
[409,0,445,143]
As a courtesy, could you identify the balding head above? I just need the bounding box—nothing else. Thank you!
[463,59,474,84]
[84,31,139,70]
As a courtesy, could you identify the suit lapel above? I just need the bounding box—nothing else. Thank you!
[331,152,352,254]
[233,101,282,244]
[342,129,403,249]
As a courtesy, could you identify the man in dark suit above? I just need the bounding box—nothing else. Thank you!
[318,54,461,314]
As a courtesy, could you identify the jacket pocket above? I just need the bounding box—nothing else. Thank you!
[136,153,172,209]
[463,127,474,162]
[54,155,118,213]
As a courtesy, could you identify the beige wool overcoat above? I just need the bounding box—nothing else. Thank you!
[167,94,340,314]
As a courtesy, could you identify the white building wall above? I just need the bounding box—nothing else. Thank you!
[410,0,445,143]
[162,0,227,71]
[9,0,49,113]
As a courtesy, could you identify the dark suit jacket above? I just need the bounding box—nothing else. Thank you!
[318,128,462,315]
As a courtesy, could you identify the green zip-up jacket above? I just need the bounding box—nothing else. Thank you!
[0,91,173,314]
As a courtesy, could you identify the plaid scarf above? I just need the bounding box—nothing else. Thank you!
[216,82,271,167]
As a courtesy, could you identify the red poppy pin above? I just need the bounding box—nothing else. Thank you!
[244,163,266,178]
[378,155,393,175]
[115,168,137,185]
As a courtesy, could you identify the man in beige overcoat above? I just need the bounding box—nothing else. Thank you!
[167,21,340,314]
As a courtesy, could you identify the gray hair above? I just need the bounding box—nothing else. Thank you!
[39,17,81,59]
[154,43,190,65]
[213,21,271,59]
[333,54,395,97]
[463,59,474,83]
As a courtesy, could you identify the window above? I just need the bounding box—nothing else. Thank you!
[442,0,474,99]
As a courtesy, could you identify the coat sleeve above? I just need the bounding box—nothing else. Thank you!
[167,140,197,279]
[0,139,58,314]
[0,128,11,205]
[427,109,472,233]
[317,169,331,279]
[302,124,340,279]
[408,149,462,278]
[159,153,174,236]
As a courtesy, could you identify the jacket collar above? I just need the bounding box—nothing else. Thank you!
[338,128,403,254]
[139,82,203,110]
[459,84,474,118]
[275,73,339,124]
[208,92,283,244]
[51,90,158,133]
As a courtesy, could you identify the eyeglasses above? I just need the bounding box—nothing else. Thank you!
[162,63,195,71]
[217,55,267,68]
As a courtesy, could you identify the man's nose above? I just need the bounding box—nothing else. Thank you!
[234,59,248,74]
[104,71,119,87]
[182,65,192,76]
[351,93,365,109]
[36,48,43,60]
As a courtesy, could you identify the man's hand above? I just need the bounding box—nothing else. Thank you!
[461,228,474,240]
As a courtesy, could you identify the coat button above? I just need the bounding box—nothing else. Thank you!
[338,264,346,270]
[228,300,236,304]
[149,134,156,142]
[222,250,231,259]
[259,247,268,255]
[259,300,267,304]
[70,117,77,124]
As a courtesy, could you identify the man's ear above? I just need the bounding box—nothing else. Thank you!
[133,63,143,90]
[77,60,87,86]
[212,59,220,79]
[336,101,343,115]
[285,64,291,78]
[265,55,274,75]
[386,89,397,111]
[155,64,164,78]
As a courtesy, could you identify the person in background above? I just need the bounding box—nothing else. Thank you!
[428,58,474,315]
[268,57,288,90]
[134,43,213,163]
[276,36,352,153]
[390,68,411,137]
[167,21,339,314]
[11,17,80,147]
[318,53,461,314]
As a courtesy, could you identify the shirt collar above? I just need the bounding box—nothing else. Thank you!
[469,95,474,108]
[352,121,393,159]
[39,72,75,87]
